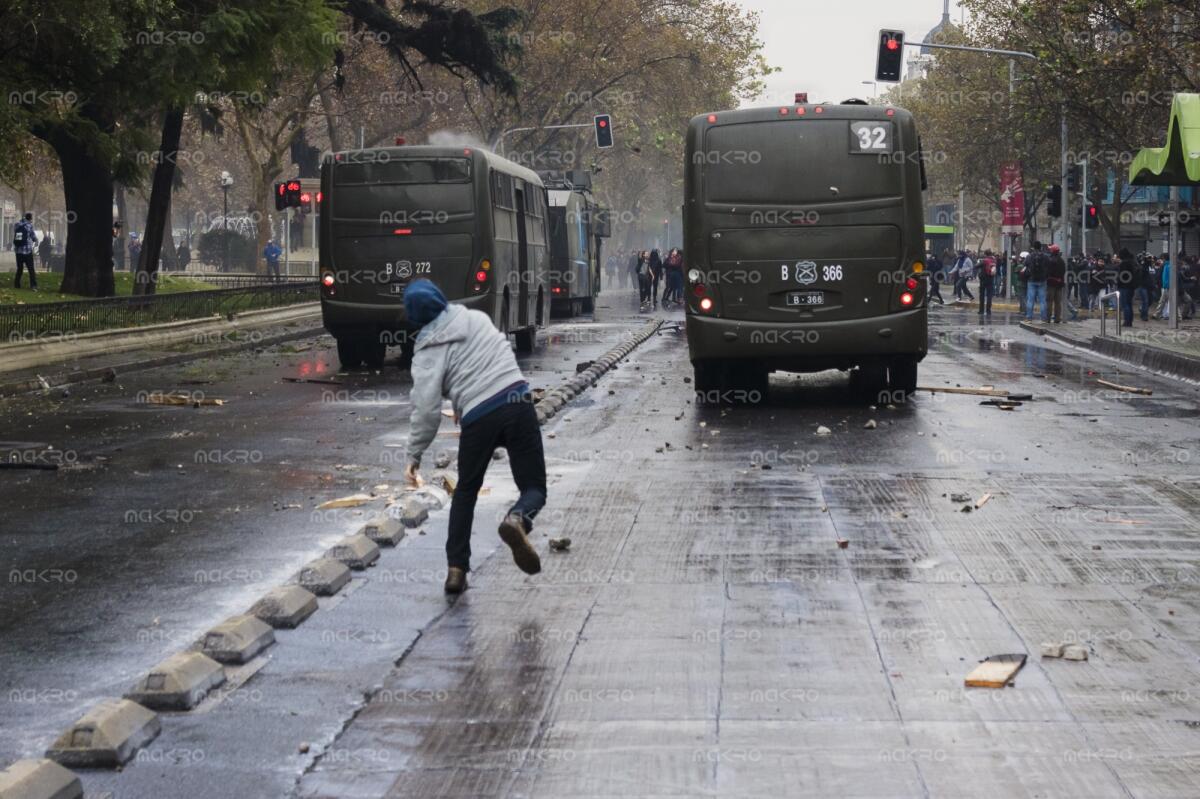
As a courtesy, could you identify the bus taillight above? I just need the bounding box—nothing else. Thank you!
[475,270,488,283]
[321,272,335,295]
[699,297,714,312]
[900,292,914,306]
[905,277,918,290]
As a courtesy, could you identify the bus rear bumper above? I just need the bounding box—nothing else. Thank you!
[686,307,927,372]
[321,293,491,335]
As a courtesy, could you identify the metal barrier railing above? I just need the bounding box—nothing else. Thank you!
[1,282,317,341]
[1098,290,1120,338]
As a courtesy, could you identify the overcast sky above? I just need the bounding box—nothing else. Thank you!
[737,0,966,107]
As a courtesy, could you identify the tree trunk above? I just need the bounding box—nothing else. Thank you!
[318,86,344,153]
[50,130,116,297]
[135,107,185,296]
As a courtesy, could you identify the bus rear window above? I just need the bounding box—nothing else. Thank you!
[334,158,471,186]
[702,120,902,205]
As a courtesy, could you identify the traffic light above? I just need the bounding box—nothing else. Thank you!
[1047,184,1062,217]
[285,180,302,208]
[299,191,313,214]
[594,114,613,149]
[1066,166,1080,193]
[875,30,905,82]
[1085,203,1099,229]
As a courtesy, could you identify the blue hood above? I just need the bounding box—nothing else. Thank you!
[404,279,448,327]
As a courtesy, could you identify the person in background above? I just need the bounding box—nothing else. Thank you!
[1023,241,1049,322]
[635,250,651,310]
[951,250,975,301]
[401,279,544,594]
[1155,253,1172,320]
[662,247,684,306]
[977,249,996,317]
[648,249,663,308]
[38,232,52,271]
[128,233,142,272]
[263,239,283,282]
[1015,251,1029,315]
[12,212,38,291]
[927,251,945,305]
[1045,244,1066,323]
[177,240,192,271]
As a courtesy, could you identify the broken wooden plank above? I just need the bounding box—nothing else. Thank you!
[919,386,1010,398]
[980,399,1021,410]
[975,493,993,509]
[965,653,1026,688]
[1096,378,1152,396]
[315,493,374,510]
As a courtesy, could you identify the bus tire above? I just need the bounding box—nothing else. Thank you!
[851,363,888,400]
[396,338,415,371]
[692,360,723,400]
[362,339,387,370]
[888,357,918,395]
[336,337,363,369]
[581,297,594,314]
[515,326,536,353]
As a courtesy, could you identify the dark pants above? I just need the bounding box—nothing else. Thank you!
[954,275,974,300]
[978,277,993,314]
[448,399,546,571]
[637,272,651,304]
[267,260,281,281]
[14,252,36,288]
[650,270,662,304]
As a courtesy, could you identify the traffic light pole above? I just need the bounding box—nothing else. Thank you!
[1081,157,1088,254]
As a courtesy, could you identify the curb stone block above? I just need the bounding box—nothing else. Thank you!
[125,652,226,711]
[199,614,275,664]
[359,517,404,547]
[45,699,160,768]
[398,498,429,528]
[296,557,352,595]
[250,584,319,628]
[325,534,381,570]
[0,759,82,799]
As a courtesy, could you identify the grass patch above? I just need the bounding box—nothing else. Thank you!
[0,271,214,306]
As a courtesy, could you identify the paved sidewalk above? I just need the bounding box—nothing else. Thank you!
[1020,313,1200,382]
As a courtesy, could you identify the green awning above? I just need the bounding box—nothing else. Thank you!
[924,225,954,235]
[1129,93,1200,186]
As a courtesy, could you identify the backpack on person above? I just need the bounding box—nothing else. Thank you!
[1026,251,1048,282]
[13,223,26,249]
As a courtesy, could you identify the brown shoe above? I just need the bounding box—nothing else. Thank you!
[498,513,541,575]
[444,567,468,594]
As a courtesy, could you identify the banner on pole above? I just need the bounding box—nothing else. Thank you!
[999,162,1025,235]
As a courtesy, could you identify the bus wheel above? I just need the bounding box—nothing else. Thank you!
[581,297,594,314]
[515,326,536,353]
[731,362,769,404]
[888,357,918,395]
[851,363,888,400]
[362,339,387,370]
[692,360,723,400]
[396,339,415,371]
[336,337,363,369]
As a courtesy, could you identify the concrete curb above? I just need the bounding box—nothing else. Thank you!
[0,306,324,397]
[534,319,663,425]
[1020,321,1200,382]
[0,302,320,375]
[0,759,82,799]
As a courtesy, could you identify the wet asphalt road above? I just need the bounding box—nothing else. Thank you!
[4,290,1200,798]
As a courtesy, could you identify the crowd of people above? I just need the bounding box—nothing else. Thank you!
[604,247,686,311]
[928,245,1200,326]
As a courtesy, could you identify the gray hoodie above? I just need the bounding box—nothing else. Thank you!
[405,304,525,468]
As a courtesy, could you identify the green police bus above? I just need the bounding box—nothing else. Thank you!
[318,145,549,369]
[683,101,928,397]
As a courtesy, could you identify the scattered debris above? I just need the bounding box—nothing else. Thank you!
[919,385,1010,398]
[548,537,571,552]
[102,368,118,383]
[1096,378,1152,396]
[441,409,456,418]
[282,377,342,385]
[145,392,226,407]
[980,399,1022,410]
[863,419,877,430]
[1062,644,1089,661]
[1041,642,1065,658]
[492,449,506,461]
[836,538,849,549]
[434,451,453,469]
[299,743,310,754]
[975,493,993,509]
[575,360,595,373]
[816,425,832,436]
[316,494,373,510]
[950,492,971,503]
[964,653,1026,688]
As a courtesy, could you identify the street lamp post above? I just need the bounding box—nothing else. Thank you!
[861,81,877,102]
[219,171,233,273]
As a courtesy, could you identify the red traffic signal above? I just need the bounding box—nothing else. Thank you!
[875,30,905,82]
[1086,204,1099,229]
[594,114,614,148]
